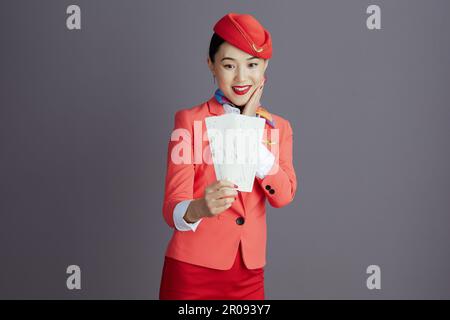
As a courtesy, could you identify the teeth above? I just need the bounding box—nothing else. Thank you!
[233,86,250,91]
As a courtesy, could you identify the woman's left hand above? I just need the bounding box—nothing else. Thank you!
[241,78,265,117]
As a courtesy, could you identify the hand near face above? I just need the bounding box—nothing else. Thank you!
[241,78,265,117]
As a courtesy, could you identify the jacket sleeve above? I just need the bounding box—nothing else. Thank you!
[173,199,202,231]
[255,120,298,208]
[162,110,196,229]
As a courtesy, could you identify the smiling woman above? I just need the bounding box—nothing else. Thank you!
[159,12,297,300]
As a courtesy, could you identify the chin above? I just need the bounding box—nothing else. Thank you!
[228,95,249,107]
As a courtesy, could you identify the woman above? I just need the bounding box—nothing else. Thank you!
[159,13,297,300]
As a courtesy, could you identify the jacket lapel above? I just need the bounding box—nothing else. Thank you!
[207,96,225,116]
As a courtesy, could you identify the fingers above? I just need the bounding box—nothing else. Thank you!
[258,78,265,94]
[252,82,263,100]
[213,202,234,213]
[246,84,263,113]
[205,194,236,216]
[242,84,263,116]
[211,196,236,207]
[205,179,237,193]
[203,179,238,216]
[211,196,236,214]
[212,186,238,200]
[251,79,265,102]
[207,184,238,202]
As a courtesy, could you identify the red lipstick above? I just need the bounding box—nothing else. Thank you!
[232,85,252,95]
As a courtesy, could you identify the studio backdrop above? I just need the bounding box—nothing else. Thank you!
[1,0,450,299]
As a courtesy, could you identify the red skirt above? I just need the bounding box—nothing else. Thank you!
[159,242,265,300]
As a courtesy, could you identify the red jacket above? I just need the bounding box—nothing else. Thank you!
[162,95,297,270]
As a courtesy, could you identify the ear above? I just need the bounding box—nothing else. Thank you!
[263,59,269,72]
[207,56,215,74]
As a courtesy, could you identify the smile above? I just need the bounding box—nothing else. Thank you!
[232,85,252,95]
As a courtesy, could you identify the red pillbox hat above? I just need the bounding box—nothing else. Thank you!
[213,13,272,59]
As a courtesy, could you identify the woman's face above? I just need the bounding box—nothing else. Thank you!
[207,41,269,107]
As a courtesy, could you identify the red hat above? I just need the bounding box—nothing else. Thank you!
[213,13,272,59]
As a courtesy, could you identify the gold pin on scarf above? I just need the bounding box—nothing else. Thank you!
[262,139,277,145]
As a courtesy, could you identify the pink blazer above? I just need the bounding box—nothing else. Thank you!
[162,95,297,270]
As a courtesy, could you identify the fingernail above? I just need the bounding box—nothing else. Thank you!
[234,184,238,188]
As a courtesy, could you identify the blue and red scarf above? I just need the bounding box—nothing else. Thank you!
[214,88,276,128]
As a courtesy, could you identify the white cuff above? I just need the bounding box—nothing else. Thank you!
[256,143,275,179]
[173,200,202,232]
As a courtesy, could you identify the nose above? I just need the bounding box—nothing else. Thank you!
[234,66,247,82]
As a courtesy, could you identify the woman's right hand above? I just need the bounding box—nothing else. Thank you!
[184,180,238,222]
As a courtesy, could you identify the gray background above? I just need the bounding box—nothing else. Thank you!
[1,0,449,299]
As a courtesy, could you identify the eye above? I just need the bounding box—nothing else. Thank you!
[223,64,235,69]
[248,63,259,68]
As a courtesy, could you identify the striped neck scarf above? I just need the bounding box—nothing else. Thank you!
[214,88,275,128]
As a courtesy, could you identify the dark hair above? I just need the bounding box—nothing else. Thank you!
[208,33,225,63]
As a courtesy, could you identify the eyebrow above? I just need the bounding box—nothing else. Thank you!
[221,56,260,62]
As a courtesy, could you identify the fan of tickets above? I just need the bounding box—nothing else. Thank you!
[205,114,266,192]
